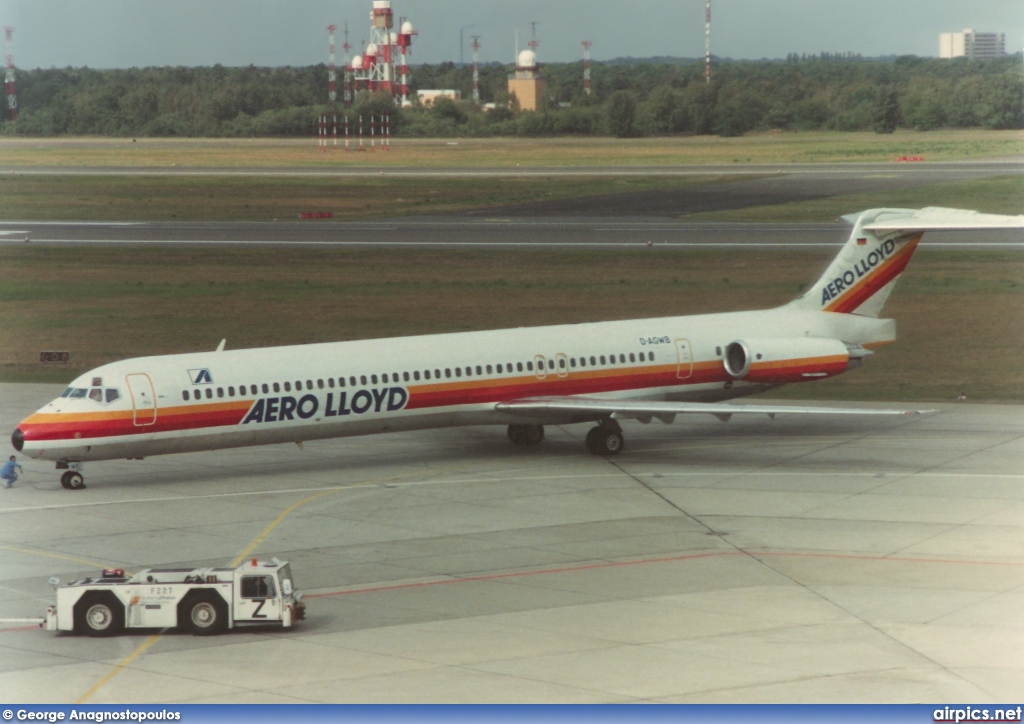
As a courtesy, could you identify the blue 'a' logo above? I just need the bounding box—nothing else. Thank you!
[189,369,213,385]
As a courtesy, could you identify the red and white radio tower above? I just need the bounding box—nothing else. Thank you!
[471,35,481,103]
[327,25,338,105]
[397,17,417,106]
[704,0,712,83]
[348,1,415,105]
[4,26,16,121]
[582,40,592,96]
[342,21,353,106]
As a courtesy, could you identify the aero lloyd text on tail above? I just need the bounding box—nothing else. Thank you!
[12,207,1024,490]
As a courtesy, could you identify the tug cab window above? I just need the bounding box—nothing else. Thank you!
[240,575,276,599]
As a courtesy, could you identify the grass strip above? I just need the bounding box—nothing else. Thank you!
[2,245,1020,402]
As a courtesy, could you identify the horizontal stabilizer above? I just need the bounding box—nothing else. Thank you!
[496,396,935,421]
[850,207,1024,232]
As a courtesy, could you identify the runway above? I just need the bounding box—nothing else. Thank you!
[2,218,1022,250]
[1,382,1021,703]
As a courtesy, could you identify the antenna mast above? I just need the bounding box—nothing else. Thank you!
[471,35,481,104]
[4,27,16,121]
[704,0,712,83]
[582,40,592,96]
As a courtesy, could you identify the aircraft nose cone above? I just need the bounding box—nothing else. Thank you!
[11,427,24,452]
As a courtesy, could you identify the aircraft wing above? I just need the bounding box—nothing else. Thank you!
[848,206,1024,232]
[495,396,934,424]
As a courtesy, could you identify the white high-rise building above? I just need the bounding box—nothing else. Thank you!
[940,29,1006,59]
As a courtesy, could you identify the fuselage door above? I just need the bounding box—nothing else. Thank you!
[555,353,569,379]
[125,373,158,426]
[534,355,548,380]
[675,339,693,380]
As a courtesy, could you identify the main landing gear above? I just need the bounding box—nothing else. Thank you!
[506,420,625,456]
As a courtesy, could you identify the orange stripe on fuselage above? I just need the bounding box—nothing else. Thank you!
[19,401,253,443]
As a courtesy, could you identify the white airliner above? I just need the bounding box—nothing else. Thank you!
[12,207,1023,490]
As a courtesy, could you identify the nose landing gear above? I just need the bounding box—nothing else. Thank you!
[59,468,86,490]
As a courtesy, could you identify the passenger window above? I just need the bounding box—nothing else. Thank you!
[526,361,533,371]
[412,371,419,381]
[182,391,190,401]
[228,386,235,397]
[570,358,577,368]
[434,369,441,379]
[250,385,258,395]
[273,383,280,393]
[360,375,367,385]
[206,388,213,399]
[486,365,492,374]
[284,382,291,392]
[403,372,410,382]
[217,388,224,398]
[476,366,482,375]
[455,368,462,378]
[382,373,389,383]
[445,369,451,378]
[371,374,378,384]
[496,364,502,374]
[629,353,635,363]
[317,379,324,389]
[263,384,269,394]
[517,362,524,372]
[423,370,430,380]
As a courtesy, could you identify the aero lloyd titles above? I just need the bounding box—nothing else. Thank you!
[821,238,897,304]
[241,386,409,425]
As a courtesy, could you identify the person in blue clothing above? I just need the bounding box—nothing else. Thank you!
[2,455,22,488]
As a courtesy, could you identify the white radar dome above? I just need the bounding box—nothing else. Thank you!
[517,49,537,68]
[351,56,364,69]
[366,43,379,56]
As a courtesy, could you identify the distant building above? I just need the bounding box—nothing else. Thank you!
[940,29,1006,59]
[417,89,462,106]
[507,49,546,112]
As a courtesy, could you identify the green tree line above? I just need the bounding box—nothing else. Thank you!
[2,54,1020,138]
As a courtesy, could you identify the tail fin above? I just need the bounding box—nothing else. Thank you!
[787,207,1024,318]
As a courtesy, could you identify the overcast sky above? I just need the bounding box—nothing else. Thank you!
[0,0,1021,69]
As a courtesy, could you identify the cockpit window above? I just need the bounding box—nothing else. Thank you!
[68,388,88,399]
[88,389,103,402]
[105,389,120,403]
[60,387,73,398]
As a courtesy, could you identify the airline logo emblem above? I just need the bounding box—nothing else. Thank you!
[821,238,897,305]
[189,369,214,385]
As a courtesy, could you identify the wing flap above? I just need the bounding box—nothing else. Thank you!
[495,396,934,421]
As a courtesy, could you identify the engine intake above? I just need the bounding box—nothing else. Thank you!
[723,338,852,384]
